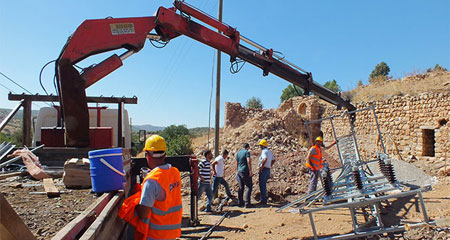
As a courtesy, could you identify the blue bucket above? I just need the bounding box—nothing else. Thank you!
[89,148,124,193]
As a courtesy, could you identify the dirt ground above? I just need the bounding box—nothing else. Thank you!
[180,176,450,240]
[1,177,95,240]
[1,166,449,239]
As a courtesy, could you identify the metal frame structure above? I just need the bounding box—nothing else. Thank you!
[8,93,137,147]
[278,106,433,239]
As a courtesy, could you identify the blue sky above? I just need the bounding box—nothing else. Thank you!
[1,0,449,128]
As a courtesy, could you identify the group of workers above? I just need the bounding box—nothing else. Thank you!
[119,134,333,239]
[198,139,275,210]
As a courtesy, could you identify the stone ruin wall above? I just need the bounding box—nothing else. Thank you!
[224,96,324,148]
[321,92,450,160]
[224,92,450,162]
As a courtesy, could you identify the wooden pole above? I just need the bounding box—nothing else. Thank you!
[214,0,223,157]
[22,99,32,146]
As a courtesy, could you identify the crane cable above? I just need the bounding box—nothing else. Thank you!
[207,51,216,149]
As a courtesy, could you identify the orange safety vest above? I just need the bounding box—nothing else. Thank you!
[306,145,323,171]
[119,166,182,240]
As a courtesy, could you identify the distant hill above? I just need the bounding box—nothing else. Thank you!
[0,108,39,120]
[189,127,213,137]
[132,124,165,132]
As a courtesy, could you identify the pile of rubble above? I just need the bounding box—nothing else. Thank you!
[195,96,340,202]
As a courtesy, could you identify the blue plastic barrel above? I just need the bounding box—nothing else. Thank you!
[89,148,124,193]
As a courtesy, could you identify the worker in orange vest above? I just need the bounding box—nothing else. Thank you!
[119,135,182,240]
[305,136,336,194]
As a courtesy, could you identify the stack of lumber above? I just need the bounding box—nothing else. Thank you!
[62,158,92,188]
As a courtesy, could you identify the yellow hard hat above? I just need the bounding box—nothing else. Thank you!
[259,139,268,147]
[315,136,323,142]
[143,135,167,152]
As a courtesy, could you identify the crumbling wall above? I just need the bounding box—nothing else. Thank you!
[224,96,323,150]
[322,92,450,160]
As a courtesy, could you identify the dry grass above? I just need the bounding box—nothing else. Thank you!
[347,70,450,103]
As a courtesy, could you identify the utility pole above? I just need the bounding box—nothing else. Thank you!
[214,0,223,157]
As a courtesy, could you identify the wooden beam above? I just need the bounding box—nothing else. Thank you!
[0,172,25,180]
[43,178,60,197]
[0,193,37,240]
[117,102,123,147]
[22,99,32,146]
[52,192,113,240]
[79,191,125,240]
[8,94,138,104]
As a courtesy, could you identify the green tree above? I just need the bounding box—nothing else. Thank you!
[160,125,190,140]
[357,80,363,87]
[323,79,341,92]
[245,97,263,109]
[166,135,193,156]
[160,125,192,156]
[369,61,390,83]
[280,84,304,103]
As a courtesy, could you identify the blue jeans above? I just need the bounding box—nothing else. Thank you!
[258,168,270,204]
[198,181,213,211]
[212,176,232,198]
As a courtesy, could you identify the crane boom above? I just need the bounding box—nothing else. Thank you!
[56,0,355,147]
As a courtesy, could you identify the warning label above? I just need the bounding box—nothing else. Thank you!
[110,23,135,35]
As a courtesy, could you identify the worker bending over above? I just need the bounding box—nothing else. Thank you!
[119,135,182,240]
[305,136,336,194]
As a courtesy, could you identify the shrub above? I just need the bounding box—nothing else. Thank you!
[369,62,390,83]
[245,97,263,109]
[357,80,363,87]
[324,79,341,92]
[280,84,303,103]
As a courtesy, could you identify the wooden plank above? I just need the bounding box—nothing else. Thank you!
[0,193,37,240]
[52,192,113,240]
[0,172,25,180]
[80,191,125,240]
[43,178,60,197]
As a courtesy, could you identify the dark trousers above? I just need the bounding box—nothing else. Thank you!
[212,176,232,198]
[307,169,320,194]
[236,171,252,206]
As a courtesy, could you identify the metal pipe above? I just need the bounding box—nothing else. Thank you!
[0,100,23,132]
[240,35,309,74]
[308,213,318,240]
[119,50,135,61]
[0,144,45,168]
[301,187,431,214]
[330,118,344,165]
[199,212,228,240]
[372,106,386,154]
[240,35,266,51]
[347,114,362,164]
[418,191,429,223]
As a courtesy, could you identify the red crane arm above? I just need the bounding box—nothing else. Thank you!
[56,0,354,147]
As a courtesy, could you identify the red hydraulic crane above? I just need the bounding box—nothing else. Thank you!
[56,0,355,147]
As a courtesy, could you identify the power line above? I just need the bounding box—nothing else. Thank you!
[0,71,50,109]
[0,81,14,92]
[0,71,33,95]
